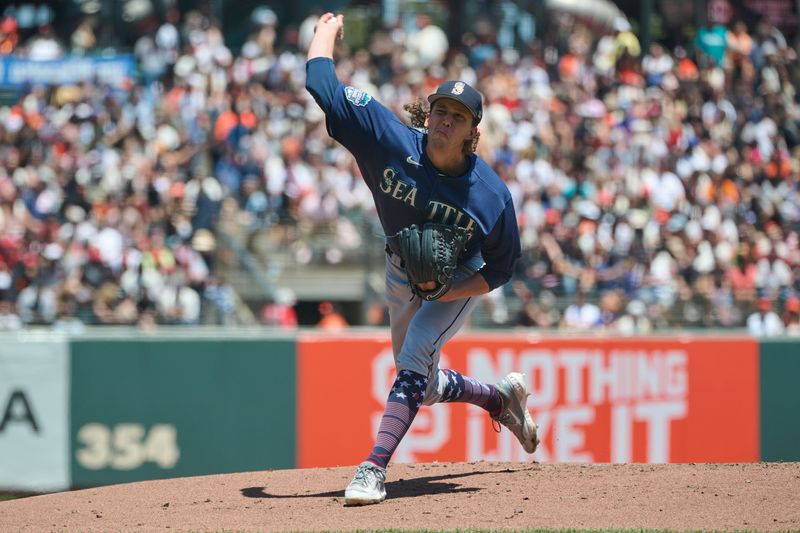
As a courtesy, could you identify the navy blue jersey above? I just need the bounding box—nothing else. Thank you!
[306,57,520,289]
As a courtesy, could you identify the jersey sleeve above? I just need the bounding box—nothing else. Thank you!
[305,57,399,156]
[476,198,521,290]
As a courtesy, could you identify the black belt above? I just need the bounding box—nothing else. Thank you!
[385,244,405,267]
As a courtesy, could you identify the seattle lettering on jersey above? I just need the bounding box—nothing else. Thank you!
[380,166,477,235]
[380,167,418,206]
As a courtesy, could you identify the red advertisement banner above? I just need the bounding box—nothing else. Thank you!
[297,334,759,467]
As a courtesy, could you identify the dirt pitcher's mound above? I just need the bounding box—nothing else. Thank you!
[1,462,798,533]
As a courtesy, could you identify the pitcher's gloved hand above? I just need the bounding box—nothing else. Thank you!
[396,223,470,301]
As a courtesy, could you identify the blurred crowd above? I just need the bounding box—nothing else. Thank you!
[0,5,798,335]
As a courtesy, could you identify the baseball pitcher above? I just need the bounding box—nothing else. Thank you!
[305,12,539,506]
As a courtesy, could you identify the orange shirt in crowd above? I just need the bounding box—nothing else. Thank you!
[702,178,740,205]
[727,263,756,291]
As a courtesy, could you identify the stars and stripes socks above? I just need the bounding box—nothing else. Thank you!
[439,369,502,418]
[366,369,428,469]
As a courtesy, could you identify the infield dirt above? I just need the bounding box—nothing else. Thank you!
[0,461,798,533]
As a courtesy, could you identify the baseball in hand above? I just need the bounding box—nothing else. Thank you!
[326,17,338,24]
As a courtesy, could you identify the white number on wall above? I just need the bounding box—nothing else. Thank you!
[76,423,180,470]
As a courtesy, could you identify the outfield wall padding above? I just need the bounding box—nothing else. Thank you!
[760,339,800,462]
[1,331,798,491]
[69,337,296,488]
[0,334,70,492]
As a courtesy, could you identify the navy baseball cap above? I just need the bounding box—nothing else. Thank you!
[427,80,483,124]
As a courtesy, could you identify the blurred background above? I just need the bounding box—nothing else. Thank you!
[0,0,799,335]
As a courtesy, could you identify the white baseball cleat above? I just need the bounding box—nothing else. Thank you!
[344,461,386,506]
[492,372,539,454]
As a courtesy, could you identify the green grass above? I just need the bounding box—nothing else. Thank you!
[272,529,772,533]
[0,492,33,501]
[277,530,769,533]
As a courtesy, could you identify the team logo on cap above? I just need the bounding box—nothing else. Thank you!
[451,82,465,95]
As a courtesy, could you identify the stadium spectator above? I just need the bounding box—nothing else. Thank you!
[615,299,652,336]
[783,296,800,335]
[260,287,298,329]
[404,14,448,70]
[747,296,785,336]
[0,16,20,55]
[25,23,64,60]
[561,291,602,330]
[316,300,348,331]
[0,297,22,330]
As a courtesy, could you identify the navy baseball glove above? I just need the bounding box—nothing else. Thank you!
[396,223,470,301]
